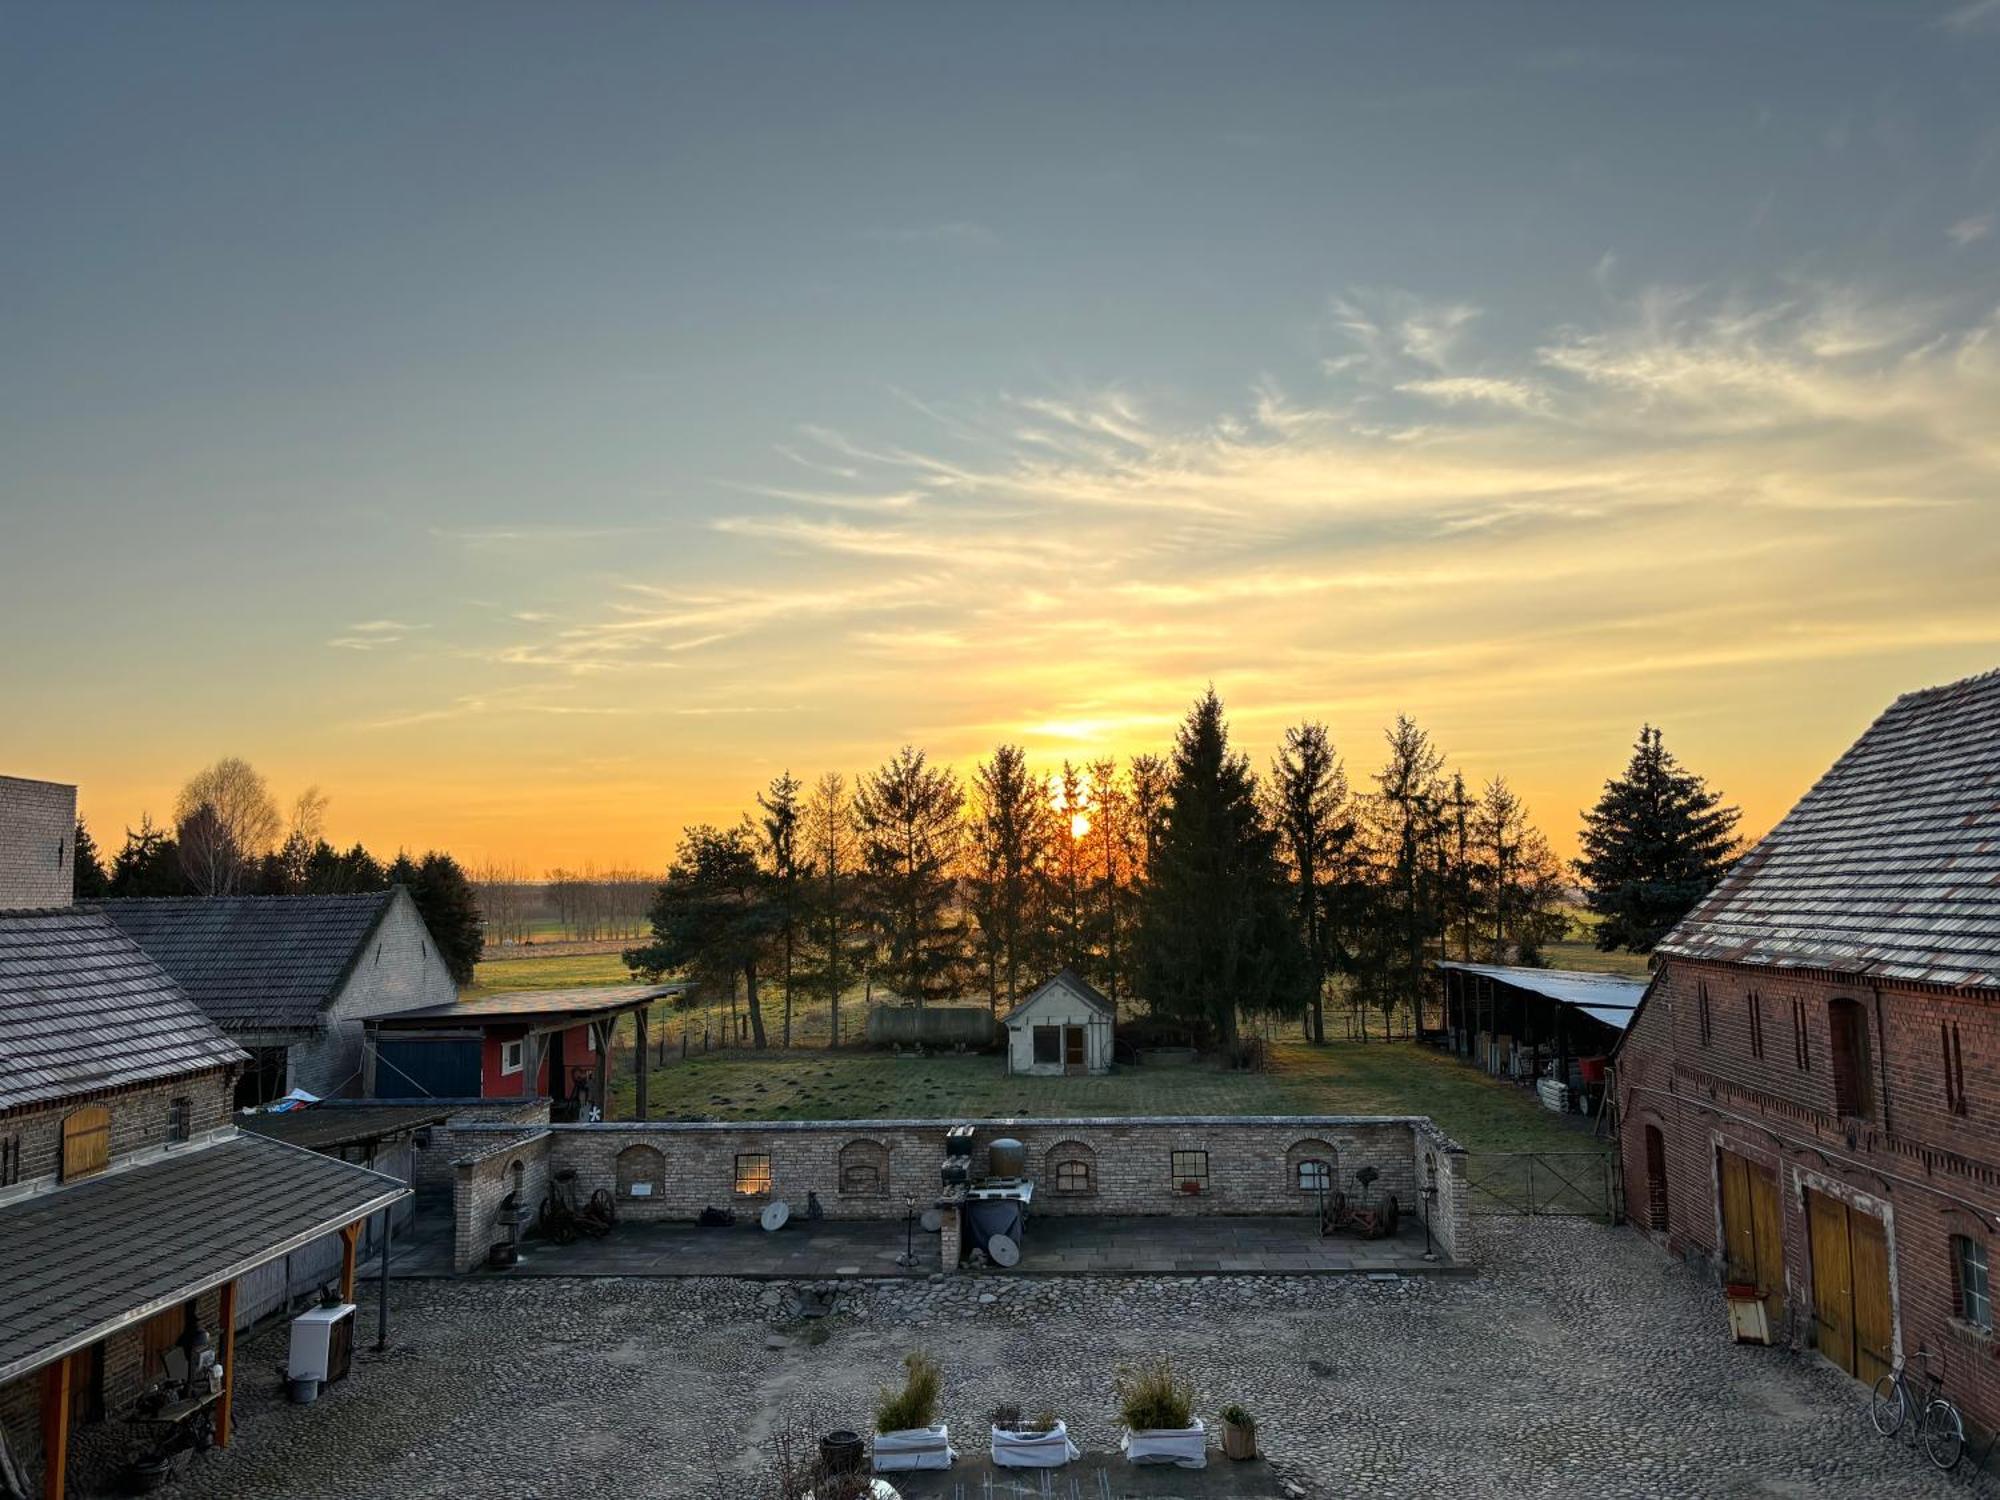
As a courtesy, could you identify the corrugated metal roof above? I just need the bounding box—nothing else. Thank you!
[369,984,686,1027]
[99,891,399,1033]
[240,1103,451,1151]
[0,908,247,1112]
[0,1131,407,1382]
[1657,666,2000,989]
[1434,961,1648,1031]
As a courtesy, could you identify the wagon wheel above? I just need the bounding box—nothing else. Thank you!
[590,1188,617,1225]
[1379,1194,1400,1238]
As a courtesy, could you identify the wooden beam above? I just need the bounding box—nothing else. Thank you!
[592,1020,610,1120]
[338,1222,361,1303]
[40,1354,71,1500]
[634,1005,651,1122]
[216,1280,238,1448]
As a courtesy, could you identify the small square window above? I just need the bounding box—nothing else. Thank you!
[1958,1236,1992,1332]
[501,1040,524,1076]
[1171,1150,1209,1194]
[1054,1159,1092,1194]
[1297,1159,1332,1192]
[735,1152,773,1196]
[1032,1026,1060,1064]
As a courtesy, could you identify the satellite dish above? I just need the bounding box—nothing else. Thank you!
[919,1209,942,1234]
[987,1233,1020,1268]
[761,1201,791,1232]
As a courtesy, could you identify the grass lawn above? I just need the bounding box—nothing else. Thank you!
[601,1038,1598,1157]
[466,949,634,995]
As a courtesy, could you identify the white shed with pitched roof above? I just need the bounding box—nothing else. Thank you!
[1002,968,1115,1076]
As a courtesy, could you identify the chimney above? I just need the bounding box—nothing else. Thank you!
[0,776,79,908]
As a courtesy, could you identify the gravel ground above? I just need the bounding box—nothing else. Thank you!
[145,1218,1986,1500]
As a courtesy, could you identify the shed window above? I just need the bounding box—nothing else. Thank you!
[1171,1150,1209,1193]
[1054,1159,1092,1194]
[62,1106,111,1182]
[1297,1159,1332,1192]
[734,1152,773,1196]
[1032,1026,1061,1064]
[1958,1236,1992,1332]
[501,1040,524,1076]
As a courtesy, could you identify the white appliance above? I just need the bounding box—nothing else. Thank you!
[289,1303,357,1383]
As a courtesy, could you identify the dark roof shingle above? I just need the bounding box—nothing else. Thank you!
[0,1132,408,1381]
[100,891,398,1033]
[1657,667,2000,988]
[0,908,246,1112]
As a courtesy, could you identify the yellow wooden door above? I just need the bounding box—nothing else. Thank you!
[1808,1190,1856,1376]
[1748,1167,1788,1326]
[1718,1152,1757,1283]
[1850,1212,1895,1386]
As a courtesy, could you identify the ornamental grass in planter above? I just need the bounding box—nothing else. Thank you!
[990,1404,1080,1468]
[1219,1404,1257,1461]
[1116,1358,1206,1469]
[872,1351,954,1473]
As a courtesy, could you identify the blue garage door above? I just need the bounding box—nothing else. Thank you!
[376,1037,482,1098]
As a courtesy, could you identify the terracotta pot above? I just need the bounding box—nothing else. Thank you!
[1221,1420,1256,1460]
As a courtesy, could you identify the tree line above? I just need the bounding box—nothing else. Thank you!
[625,688,1740,1050]
[73,756,486,984]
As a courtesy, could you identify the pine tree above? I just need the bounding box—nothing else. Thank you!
[1471,777,1569,965]
[854,747,967,1005]
[108,816,186,897]
[1085,756,1134,1003]
[387,851,486,984]
[1363,716,1449,1032]
[1577,725,1740,952]
[800,773,866,1045]
[1050,760,1091,974]
[1270,723,1356,1044]
[626,825,776,1046]
[966,745,1054,1012]
[1134,689,1310,1044]
[756,771,804,1047]
[72,818,110,899]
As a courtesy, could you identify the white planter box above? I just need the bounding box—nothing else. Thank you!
[873,1424,954,1472]
[1121,1420,1207,1468]
[991,1421,1080,1467]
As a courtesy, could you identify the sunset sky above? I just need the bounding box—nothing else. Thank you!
[4,2,1999,873]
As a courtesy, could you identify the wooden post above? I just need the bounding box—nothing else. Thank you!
[40,1354,71,1500]
[522,1031,544,1103]
[339,1222,361,1303]
[216,1279,238,1448]
[635,1005,651,1121]
[592,1020,610,1120]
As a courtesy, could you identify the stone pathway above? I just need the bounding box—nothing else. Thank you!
[146,1218,1987,1500]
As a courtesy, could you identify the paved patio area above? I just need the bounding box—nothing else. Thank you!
[890,1454,1280,1497]
[452,1213,1458,1279]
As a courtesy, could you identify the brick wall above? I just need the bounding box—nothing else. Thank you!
[0,1070,234,1197]
[412,1098,551,1193]
[293,890,458,1098]
[1619,957,2000,1429]
[450,1130,554,1273]
[441,1114,1470,1262]
[0,775,76,908]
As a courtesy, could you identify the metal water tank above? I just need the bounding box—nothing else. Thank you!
[988,1138,1026,1179]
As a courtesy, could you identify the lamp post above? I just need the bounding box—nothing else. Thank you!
[902,1195,916,1268]
[1422,1156,1439,1262]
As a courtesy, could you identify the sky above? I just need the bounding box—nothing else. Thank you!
[3,1,1999,873]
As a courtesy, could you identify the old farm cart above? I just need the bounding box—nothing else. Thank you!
[1465,1151,1619,1221]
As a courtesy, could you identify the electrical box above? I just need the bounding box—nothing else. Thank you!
[289,1303,357,1384]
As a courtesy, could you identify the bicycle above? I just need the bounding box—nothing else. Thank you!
[1870,1348,1967,1470]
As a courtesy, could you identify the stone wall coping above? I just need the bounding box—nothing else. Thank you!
[446,1113,1465,1152]
[452,1127,551,1170]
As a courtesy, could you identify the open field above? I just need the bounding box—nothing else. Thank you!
[465,948,634,995]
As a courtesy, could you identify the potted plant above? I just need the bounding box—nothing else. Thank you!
[1219,1404,1257,1460]
[872,1351,954,1473]
[1116,1357,1206,1469]
[990,1404,1080,1468]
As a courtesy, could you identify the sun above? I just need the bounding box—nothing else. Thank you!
[1070,811,1091,840]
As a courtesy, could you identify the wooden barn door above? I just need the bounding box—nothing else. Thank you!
[1808,1190,1856,1376]
[1849,1213,1894,1385]
[1717,1150,1787,1325]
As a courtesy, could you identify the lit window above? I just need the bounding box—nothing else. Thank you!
[501,1040,524,1076]
[1054,1159,1092,1194]
[1958,1237,1992,1332]
[735,1153,772,1196]
[1171,1150,1209,1193]
[1297,1159,1332,1192]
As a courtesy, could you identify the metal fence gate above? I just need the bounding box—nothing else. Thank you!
[1465,1151,1618,1221]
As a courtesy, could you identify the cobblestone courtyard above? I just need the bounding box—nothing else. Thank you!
[154,1219,1983,1500]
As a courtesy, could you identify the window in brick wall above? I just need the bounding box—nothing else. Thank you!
[1697,981,1713,1046]
[0,1134,17,1187]
[1829,998,1874,1119]
[1956,1236,1992,1332]
[734,1152,773,1196]
[1297,1159,1332,1192]
[168,1098,191,1144]
[1054,1158,1093,1194]
[1792,1000,1810,1072]
[1746,991,1764,1060]
[61,1105,110,1182]
[1944,1022,1968,1116]
[1171,1149,1209,1194]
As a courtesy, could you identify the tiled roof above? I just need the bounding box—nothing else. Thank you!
[241,1103,451,1151]
[0,1132,408,1382]
[1002,967,1115,1025]
[369,983,685,1028]
[1657,667,2000,989]
[0,908,246,1113]
[100,891,398,1033]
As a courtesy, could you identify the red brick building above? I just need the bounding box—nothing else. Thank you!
[1615,667,2000,1423]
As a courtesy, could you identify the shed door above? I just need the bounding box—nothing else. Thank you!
[1064,1026,1085,1071]
[1808,1190,1855,1376]
[1850,1212,1894,1385]
[1717,1150,1787,1325]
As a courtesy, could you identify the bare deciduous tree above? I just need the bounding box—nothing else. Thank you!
[173,757,281,896]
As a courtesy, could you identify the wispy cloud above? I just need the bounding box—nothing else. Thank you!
[1948,212,1995,247]
[1940,0,2000,34]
